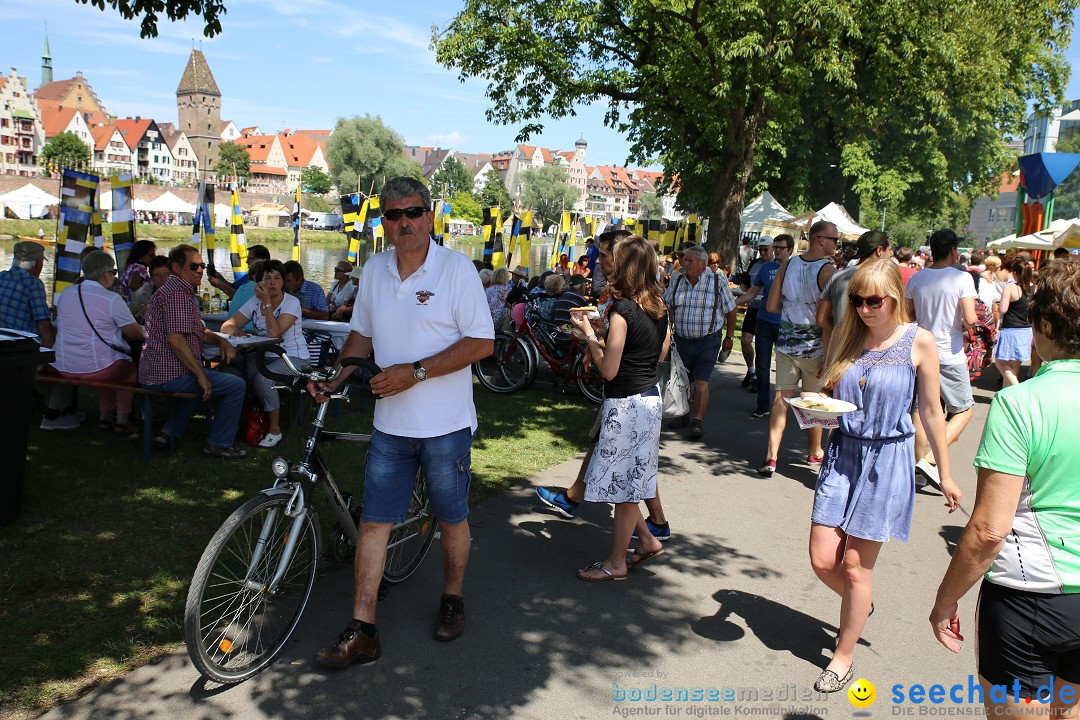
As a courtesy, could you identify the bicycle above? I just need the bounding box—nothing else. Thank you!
[183,348,437,684]
[473,298,604,403]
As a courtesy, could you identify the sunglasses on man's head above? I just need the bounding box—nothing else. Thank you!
[849,294,886,309]
[383,206,427,221]
[188,262,207,271]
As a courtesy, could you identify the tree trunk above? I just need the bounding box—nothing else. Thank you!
[704,105,766,267]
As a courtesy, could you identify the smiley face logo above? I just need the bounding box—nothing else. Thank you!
[848,678,876,709]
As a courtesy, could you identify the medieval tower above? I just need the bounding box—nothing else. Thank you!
[41,31,52,88]
[176,49,221,176]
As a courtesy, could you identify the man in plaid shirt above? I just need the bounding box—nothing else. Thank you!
[139,244,247,459]
[663,245,737,439]
[0,241,55,347]
[283,260,330,320]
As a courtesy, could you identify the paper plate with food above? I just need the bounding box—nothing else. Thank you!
[787,395,857,420]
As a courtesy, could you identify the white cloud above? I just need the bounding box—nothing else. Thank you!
[426,131,468,146]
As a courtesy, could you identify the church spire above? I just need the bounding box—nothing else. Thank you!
[41,26,53,87]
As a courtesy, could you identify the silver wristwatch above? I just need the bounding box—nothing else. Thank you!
[412,361,428,382]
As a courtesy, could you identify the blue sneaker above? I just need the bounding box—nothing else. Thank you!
[633,516,672,542]
[536,486,579,518]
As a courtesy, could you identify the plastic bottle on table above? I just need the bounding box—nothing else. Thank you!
[211,292,222,313]
[202,289,211,312]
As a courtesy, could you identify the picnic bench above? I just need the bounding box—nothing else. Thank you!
[36,368,201,461]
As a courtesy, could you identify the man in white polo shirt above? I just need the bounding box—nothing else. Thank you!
[311,177,494,669]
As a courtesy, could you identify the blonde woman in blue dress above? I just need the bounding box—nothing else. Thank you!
[807,259,962,692]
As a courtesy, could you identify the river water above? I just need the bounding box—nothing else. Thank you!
[1,235,576,307]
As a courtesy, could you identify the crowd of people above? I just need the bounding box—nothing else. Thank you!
[2,190,1078,714]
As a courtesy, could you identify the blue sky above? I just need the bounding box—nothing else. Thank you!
[3,0,1080,170]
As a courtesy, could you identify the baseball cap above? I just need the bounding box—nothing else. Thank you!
[854,230,890,261]
[569,273,588,287]
[13,241,45,262]
[756,236,774,247]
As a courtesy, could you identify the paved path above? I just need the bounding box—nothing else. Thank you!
[41,359,1000,720]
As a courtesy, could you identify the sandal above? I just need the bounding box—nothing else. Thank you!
[576,561,627,582]
[153,432,171,451]
[114,422,138,436]
[813,662,854,693]
[628,547,665,568]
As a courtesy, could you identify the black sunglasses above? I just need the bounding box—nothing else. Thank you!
[188,262,207,271]
[849,294,887,309]
[383,206,427,221]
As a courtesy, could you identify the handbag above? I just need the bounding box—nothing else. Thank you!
[243,398,268,446]
[661,342,690,419]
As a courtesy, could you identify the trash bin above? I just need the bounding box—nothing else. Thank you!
[0,329,54,526]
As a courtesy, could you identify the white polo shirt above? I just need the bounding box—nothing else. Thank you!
[53,280,136,374]
[351,239,494,437]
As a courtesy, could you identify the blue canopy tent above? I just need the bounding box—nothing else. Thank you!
[1015,152,1080,234]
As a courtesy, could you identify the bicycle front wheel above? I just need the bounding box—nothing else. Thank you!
[184,492,319,684]
[473,332,534,393]
[383,470,437,584]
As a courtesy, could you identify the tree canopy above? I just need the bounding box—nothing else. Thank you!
[430,155,475,199]
[41,132,91,171]
[636,191,663,221]
[325,115,422,197]
[477,167,513,213]
[74,0,225,38]
[520,166,580,227]
[451,189,483,227]
[434,0,1077,258]
[301,166,333,195]
[216,141,250,179]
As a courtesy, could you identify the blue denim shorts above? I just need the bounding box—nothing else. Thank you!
[362,427,473,524]
[674,331,723,382]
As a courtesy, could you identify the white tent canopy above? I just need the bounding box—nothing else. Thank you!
[0,183,60,219]
[811,202,869,238]
[740,191,794,235]
[987,217,1080,250]
[143,191,196,215]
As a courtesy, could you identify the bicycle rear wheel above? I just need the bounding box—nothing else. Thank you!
[184,492,319,684]
[473,332,534,393]
[383,470,437,583]
[573,353,605,404]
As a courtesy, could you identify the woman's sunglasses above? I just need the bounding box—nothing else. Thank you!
[848,294,887,309]
[383,206,427,221]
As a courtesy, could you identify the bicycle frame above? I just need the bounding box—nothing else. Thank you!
[509,316,593,381]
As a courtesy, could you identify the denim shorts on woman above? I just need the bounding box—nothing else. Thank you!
[361,427,473,524]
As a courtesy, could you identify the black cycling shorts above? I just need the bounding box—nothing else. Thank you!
[976,579,1080,698]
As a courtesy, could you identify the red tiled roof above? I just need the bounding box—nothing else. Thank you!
[999,172,1020,194]
[291,129,331,142]
[41,105,79,138]
[251,165,287,177]
[34,77,78,101]
[279,133,323,167]
[90,123,119,152]
[236,134,277,164]
[220,120,233,131]
[113,117,153,151]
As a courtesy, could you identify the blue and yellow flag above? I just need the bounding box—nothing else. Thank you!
[229,188,248,284]
[369,196,383,254]
[341,193,362,264]
[292,186,301,262]
[432,199,447,246]
[109,174,135,272]
[54,169,100,297]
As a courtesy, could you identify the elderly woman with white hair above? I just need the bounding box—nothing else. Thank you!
[51,249,145,433]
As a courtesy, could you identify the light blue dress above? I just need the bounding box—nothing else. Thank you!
[811,323,918,542]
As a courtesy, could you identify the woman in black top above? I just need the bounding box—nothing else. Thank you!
[994,254,1035,387]
[570,235,672,581]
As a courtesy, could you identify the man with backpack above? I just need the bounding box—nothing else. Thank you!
[664,244,737,439]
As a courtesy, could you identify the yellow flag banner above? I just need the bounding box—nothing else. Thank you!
[229,189,248,283]
[341,193,362,264]
[109,173,136,272]
[687,213,699,245]
[54,169,100,298]
[291,186,301,262]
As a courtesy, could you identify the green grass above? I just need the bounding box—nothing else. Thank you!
[0,218,344,245]
[0,383,594,714]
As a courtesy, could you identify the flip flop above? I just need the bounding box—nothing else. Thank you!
[628,547,665,568]
[577,561,627,582]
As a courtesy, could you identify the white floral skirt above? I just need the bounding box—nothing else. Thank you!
[583,392,663,504]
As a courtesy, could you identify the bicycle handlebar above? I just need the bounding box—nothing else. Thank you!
[254,345,383,388]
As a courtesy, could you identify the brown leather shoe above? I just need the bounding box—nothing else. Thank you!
[314,622,381,669]
[434,594,464,642]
